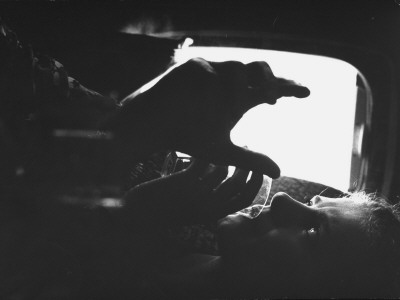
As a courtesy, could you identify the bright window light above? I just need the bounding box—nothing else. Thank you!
[174,46,358,192]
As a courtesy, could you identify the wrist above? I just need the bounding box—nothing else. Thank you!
[109,95,170,159]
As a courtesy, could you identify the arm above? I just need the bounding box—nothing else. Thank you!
[1,22,309,183]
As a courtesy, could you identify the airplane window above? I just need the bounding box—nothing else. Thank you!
[174,46,358,192]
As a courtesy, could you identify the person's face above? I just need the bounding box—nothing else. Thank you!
[217,192,370,297]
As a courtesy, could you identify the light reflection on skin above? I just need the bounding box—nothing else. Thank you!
[217,192,370,297]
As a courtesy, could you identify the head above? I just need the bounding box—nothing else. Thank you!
[217,191,400,298]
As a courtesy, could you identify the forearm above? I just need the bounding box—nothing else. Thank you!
[30,44,163,160]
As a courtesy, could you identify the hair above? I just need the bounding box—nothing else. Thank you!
[338,192,400,298]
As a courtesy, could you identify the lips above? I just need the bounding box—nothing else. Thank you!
[217,212,248,227]
[217,207,277,261]
[218,205,272,227]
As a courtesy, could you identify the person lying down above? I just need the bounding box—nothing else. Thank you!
[121,161,400,299]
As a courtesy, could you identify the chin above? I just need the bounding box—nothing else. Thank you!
[216,213,256,251]
[217,212,248,228]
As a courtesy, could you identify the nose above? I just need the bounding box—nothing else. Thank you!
[270,192,316,228]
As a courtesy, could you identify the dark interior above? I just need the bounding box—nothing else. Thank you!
[1,1,400,298]
[2,0,399,199]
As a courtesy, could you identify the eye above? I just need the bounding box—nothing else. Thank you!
[307,227,318,236]
[305,199,313,206]
[305,226,320,246]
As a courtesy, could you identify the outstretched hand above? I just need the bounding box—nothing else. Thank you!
[123,160,263,227]
[115,58,310,178]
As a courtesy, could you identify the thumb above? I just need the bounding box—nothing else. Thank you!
[276,78,311,98]
[210,143,280,179]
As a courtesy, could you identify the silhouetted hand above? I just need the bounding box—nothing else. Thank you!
[124,160,263,226]
[115,58,310,178]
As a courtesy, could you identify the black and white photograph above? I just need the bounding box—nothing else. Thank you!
[0,0,399,298]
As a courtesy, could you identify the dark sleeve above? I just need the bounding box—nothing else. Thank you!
[1,20,118,130]
[33,52,118,130]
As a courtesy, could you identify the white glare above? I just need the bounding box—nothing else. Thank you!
[175,47,357,191]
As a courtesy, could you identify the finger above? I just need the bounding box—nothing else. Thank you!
[245,61,310,106]
[219,171,264,217]
[209,143,280,179]
[276,78,310,98]
[246,61,275,82]
[248,79,310,106]
[201,165,229,190]
[215,168,249,199]
[232,167,249,180]
[185,160,229,191]
[185,159,210,176]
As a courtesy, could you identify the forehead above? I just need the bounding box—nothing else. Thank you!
[317,196,368,219]
[317,196,370,251]
[319,195,366,208]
